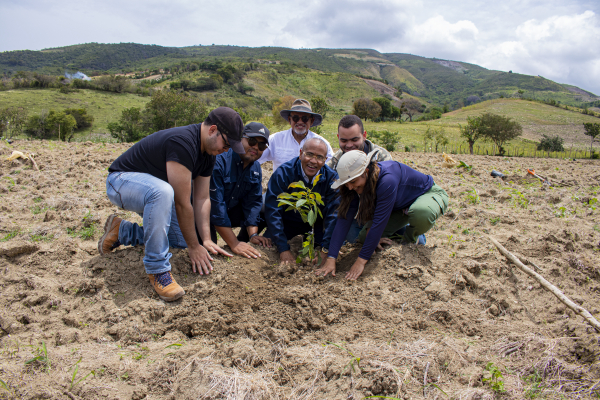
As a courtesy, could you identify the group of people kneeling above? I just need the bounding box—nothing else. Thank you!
[98,99,449,301]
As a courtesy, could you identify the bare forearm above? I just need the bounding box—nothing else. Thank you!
[214,226,239,249]
[175,202,201,249]
[194,198,212,243]
[246,226,258,237]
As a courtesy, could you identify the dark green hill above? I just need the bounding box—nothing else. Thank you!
[0,43,185,74]
[1,43,597,108]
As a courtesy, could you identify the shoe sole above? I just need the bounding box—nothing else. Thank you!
[98,214,118,255]
[158,289,185,302]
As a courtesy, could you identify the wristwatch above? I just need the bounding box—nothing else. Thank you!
[321,247,329,253]
[249,233,258,240]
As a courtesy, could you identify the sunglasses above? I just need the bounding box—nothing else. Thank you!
[244,135,269,151]
[291,115,311,123]
[218,131,231,150]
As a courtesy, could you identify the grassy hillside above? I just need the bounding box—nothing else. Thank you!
[316,98,600,157]
[0,88,149,139]
[2,43,597,110]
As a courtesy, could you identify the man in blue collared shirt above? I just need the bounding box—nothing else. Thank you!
[264,137,340,265]
[210,122,272,259]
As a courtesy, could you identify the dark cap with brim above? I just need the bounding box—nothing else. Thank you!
[207,107,245,154]
[243,122,270,140]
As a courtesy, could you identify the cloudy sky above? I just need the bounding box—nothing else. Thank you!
[2,0,599,95]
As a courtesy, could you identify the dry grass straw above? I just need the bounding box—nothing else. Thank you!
[163,337,449,400]
[490,334,600,399]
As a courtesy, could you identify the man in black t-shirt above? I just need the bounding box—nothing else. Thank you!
[98,107,245,302]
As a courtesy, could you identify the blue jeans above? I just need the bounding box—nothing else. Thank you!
[106,172,187,275]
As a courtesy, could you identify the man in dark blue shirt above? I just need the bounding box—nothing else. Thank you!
[210,122,272,259]
[264,137,340,265]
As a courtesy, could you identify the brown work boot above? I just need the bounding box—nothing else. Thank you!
[149,271,185,302]
[98,214,122,255]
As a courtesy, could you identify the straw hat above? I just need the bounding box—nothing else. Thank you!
[331,149,380,189]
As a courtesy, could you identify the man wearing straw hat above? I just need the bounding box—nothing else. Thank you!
[258,99,334,171]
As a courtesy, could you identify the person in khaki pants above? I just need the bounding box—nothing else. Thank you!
[316,150,448,280]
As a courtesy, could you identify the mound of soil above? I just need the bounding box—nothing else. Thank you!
[1,140,599,399]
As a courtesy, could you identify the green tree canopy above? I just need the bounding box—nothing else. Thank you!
[352,98,381,121]
[459,115,481,155]
[477,112,522,155]
[309,97,330,119]
[583,122,600,155]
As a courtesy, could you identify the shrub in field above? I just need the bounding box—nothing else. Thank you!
[537,134,564,153]
[369,130,398,151]
[424,126,449,153]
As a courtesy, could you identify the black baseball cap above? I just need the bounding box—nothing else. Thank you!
[207,107,245,154]
[243,122,270,140]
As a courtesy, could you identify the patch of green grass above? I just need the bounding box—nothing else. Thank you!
[31,205,51,215]
[25,341,50,371]
[30,233,54,242]
[490,217,501,226]
[0,229,20,242]
[466,188,480,205]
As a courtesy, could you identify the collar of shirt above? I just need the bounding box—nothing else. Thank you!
[300,164,315,184]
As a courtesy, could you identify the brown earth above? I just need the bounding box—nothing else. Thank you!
[0,140,599,399]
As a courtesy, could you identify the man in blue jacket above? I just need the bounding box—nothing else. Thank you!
[210,122,272,259]
[264,137,340,265]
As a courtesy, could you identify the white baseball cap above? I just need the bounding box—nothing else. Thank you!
[331,149,380,189]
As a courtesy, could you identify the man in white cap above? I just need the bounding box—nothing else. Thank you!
[258,98,333,171]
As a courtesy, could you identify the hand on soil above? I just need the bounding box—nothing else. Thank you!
[203,240,234,258]
[311,251,328,267]
[376,237,395,251]
[250,235,272,248]
[315,258,336,277]
[189,245,214,275]
[279,250,295,264]
[232,241,261,259]
[345,258,368,280]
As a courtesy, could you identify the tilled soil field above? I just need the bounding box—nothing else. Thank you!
[0,140,599,400]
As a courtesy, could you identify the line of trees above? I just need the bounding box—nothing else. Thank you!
[107,90,210,142]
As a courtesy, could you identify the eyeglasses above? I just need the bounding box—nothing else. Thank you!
[243,135,269,151]
[291,115,311,123]
[218,131,231,150]
[303,151,326,162]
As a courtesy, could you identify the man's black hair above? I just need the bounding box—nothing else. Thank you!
[338,115,364,133]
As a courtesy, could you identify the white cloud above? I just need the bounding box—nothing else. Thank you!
[474,10,600,94]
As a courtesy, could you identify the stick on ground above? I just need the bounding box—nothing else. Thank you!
[489,236,600,332]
